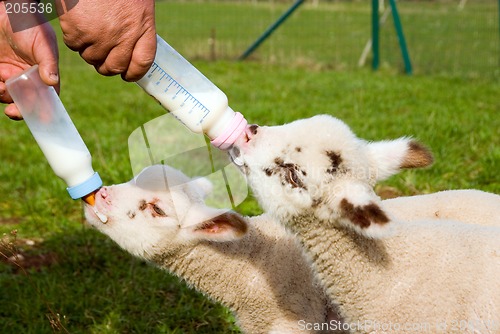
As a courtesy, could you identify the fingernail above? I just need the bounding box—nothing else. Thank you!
[49,72,59,83]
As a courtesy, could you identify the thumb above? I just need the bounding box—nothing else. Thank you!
[34,24,60,91]
[37,53,59,89]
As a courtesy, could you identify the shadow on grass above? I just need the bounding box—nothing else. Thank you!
[0,228,241,334]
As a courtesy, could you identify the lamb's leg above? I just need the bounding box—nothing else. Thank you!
[383,190,500,227]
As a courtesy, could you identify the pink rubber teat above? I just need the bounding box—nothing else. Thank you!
[210,112,247,150]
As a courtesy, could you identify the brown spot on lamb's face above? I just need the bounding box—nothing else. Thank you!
[326,151,343,175]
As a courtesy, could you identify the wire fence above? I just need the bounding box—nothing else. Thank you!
[378,0,499,77]
[157,0,499,78]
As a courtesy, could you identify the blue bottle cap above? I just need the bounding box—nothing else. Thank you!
[66,172,103,200]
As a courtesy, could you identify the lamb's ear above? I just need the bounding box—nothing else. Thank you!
[192,211,248,242]
[335,182,394,239]
[367,138,433,181]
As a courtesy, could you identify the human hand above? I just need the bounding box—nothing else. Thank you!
[0,1,59,120]
[58,0,157,81]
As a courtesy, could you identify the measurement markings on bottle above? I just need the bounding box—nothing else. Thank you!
[147,62,212,125]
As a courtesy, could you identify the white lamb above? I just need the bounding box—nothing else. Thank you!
[383,190,500,227]
[84,164,344,334]
[230,114,500,334]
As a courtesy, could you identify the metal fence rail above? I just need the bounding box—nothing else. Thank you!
[157,0,499,78]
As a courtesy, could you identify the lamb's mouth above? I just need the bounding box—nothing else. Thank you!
[92,207,108,223]
[229,147,245,167]
[84,197,109,224]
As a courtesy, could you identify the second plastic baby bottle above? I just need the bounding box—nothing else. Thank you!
[6,66,102,205]
[137,35,247,150]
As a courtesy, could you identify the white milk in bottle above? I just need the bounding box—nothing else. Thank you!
[6,66,104,218]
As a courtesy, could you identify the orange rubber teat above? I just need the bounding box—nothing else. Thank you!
[82,192,96,206]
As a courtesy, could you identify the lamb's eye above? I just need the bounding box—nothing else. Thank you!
[151,204,167,217]
[285,167,301,188]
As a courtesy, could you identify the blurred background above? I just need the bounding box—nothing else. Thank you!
[142,0,499,77]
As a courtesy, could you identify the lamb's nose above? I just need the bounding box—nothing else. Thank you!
[244,124,259,142]
[248,124,259,136]
[99,187,109,199]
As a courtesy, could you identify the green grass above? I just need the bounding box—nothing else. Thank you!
[1,1,499,333]
[153,0,499,77]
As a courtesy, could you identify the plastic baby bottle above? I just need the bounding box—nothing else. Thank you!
[6,66,102,206]
[137,35,247,150]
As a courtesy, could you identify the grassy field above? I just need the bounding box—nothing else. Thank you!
[150,0,499,77]
[1,1,499,333]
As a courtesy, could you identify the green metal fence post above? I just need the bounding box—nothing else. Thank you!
[239,0,305,61]
[388,0,412,74]
[372,0,380,70]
